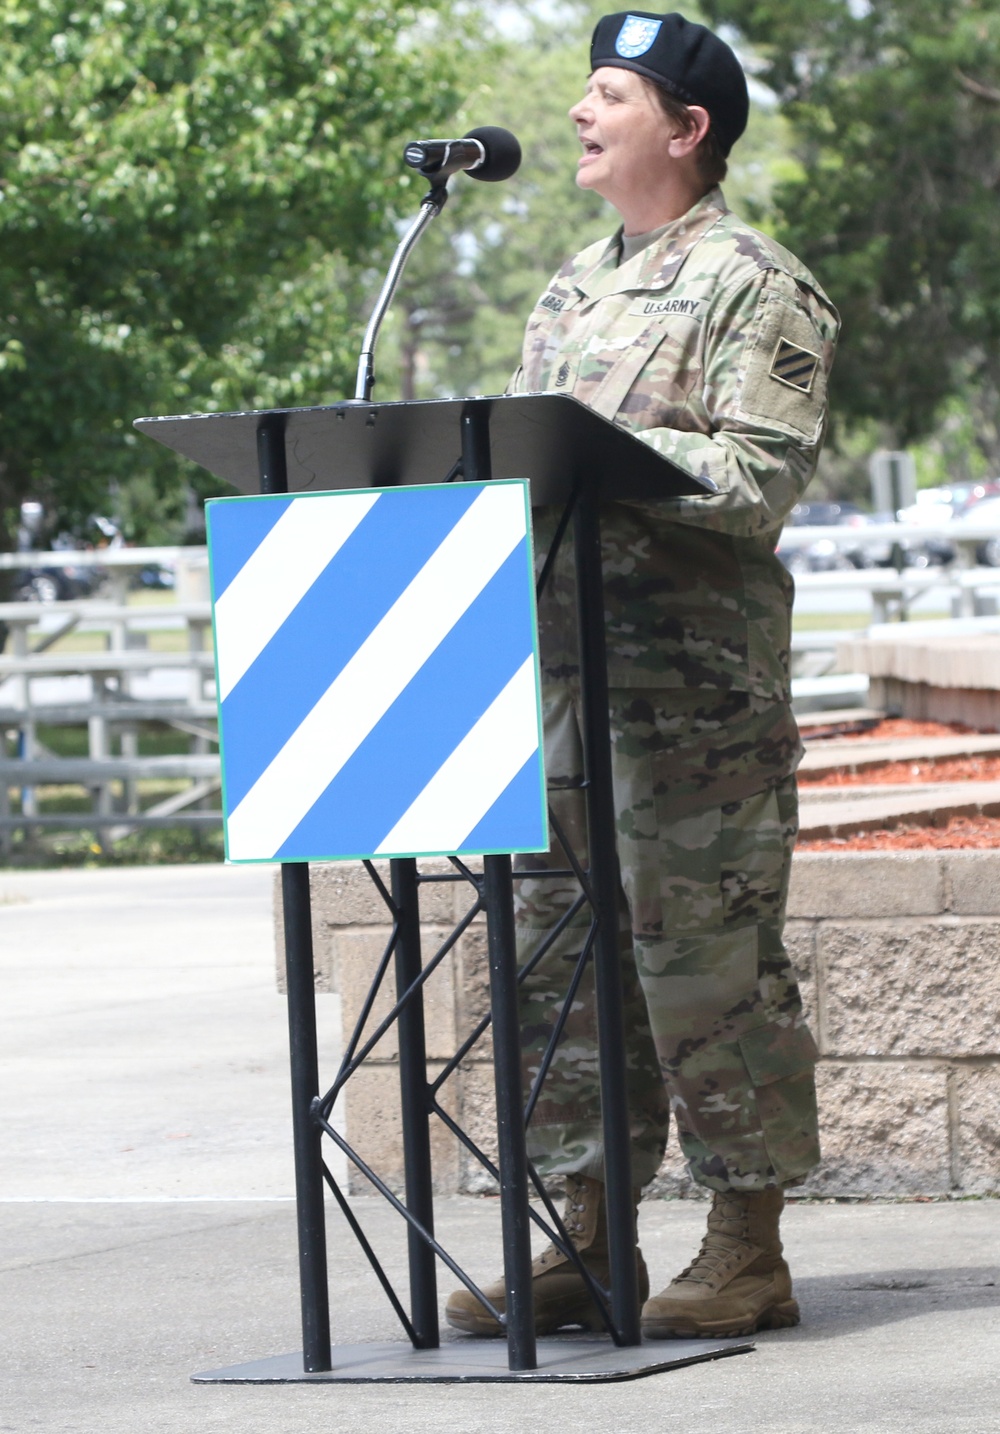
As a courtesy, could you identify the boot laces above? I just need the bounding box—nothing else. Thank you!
[534,1178,592,1270]
[674,1197,751,1287]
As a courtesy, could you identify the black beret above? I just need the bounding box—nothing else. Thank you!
[590,11,749,156]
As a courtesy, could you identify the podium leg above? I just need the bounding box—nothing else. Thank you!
[257,419,332,1371]
[390,858,440,1348]
[281,863,332,1372]
[483,854,537,1372]
[572,487,642,1347]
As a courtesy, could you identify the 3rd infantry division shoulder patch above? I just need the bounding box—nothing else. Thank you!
[769,337,820,394]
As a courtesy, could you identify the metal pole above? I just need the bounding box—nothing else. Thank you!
[483,854,537,1371]
[390,857,440,1348]
[280,863,332,1371]
[460,404,492,485]
[572,478,641,1346]
[258,416,332,1372]
[355,185,448,403]
[462,403,536,1370]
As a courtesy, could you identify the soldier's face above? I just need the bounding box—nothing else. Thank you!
[569,67,680,212]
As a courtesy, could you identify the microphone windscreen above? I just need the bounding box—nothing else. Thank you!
[464,126,522,183]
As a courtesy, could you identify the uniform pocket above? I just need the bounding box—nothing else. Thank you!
[719,783,795,927]
[738,1017,819,1087]
[650,803,725,935]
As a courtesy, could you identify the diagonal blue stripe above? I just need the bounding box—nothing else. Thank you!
[219,483,483,811]
[272,542,537,860]
[207,494,296,600]
[460,750,546,853]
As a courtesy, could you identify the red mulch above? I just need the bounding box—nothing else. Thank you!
[800,815,1000,851]
[802,717,981,742]
[801,754,1000,787]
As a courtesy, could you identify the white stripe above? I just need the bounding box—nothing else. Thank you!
[375,656,539,855]
[226,484,527,860]
[214,491,381,701]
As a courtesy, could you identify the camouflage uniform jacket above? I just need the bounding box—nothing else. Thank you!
[513,186,840,700]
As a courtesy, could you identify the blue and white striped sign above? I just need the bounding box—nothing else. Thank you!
[206,481,547,863]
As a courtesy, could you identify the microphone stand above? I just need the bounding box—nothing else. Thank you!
[354,180,449,403]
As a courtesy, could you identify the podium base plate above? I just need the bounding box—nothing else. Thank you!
[192,1334,752,1384]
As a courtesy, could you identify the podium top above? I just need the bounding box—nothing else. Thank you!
[134,393,712,505]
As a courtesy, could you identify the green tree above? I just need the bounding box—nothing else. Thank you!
[0,0,468,543]
[703,0,1000,462]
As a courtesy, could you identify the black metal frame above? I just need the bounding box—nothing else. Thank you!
[254,400,650,1379]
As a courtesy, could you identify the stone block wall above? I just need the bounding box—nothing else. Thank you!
[275,851,1000,1198]
[274,861,498,1196]
[785,851,999,1197]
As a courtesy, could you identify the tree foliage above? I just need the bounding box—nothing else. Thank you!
[703,0,1000,459]
[0,0,467,541]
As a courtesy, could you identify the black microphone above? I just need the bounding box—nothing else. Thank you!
[403,126,521,183]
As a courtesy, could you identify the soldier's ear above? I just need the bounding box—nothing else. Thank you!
[669,105,711,157]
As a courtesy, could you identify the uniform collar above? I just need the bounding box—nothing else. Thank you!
[574,186,729,301]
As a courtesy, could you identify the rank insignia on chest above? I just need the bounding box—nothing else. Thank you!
[554,360,571,387]
[769,337,820,394]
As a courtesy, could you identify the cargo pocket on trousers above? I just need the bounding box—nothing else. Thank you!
[739,1018,819,1087]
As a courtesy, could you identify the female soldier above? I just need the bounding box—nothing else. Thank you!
[447,10,839,1339]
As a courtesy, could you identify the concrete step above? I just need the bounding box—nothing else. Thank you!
[798,778,1000,838]
[799,732,1000,777]
[792,673,870,712]
[797,707,885,734]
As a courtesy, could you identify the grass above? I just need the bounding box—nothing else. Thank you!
[125,588,178,608]
[2,720,221,866]
[0,825,225,868]
[33,724,213,759]
[32,627,199,655]
[1,777,224,867]
[792,611,871,632]
[792,609,952,631]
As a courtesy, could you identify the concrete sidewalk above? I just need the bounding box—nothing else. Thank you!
[1,864,997,1434]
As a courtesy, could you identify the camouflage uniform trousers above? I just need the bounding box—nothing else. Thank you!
[515,677,820,1193]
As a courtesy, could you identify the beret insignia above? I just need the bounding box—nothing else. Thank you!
[615,15,662,58]
[769,337,820,394]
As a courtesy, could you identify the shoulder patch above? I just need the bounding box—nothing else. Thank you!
[769,337,820,394]
[738,290,829,445]
[539,293,565,313]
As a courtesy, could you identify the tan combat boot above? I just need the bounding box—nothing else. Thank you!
[641,1188,800,1338]
[445,1173,648,1336]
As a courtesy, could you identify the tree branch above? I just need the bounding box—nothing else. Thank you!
[957,68,1000,105]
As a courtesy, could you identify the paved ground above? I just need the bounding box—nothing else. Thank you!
[2,864,998,1434]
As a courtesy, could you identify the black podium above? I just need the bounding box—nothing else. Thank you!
[136,393,752,1383]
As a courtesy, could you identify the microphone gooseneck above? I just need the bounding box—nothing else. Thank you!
[355,126,522,402]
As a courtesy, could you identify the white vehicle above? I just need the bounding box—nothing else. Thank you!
[952,493,1000,566]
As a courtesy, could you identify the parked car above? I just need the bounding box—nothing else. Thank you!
[913,481,1000,518]
[11,509,120,602]
[951,493,1000,566]
[778,501,883,573]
